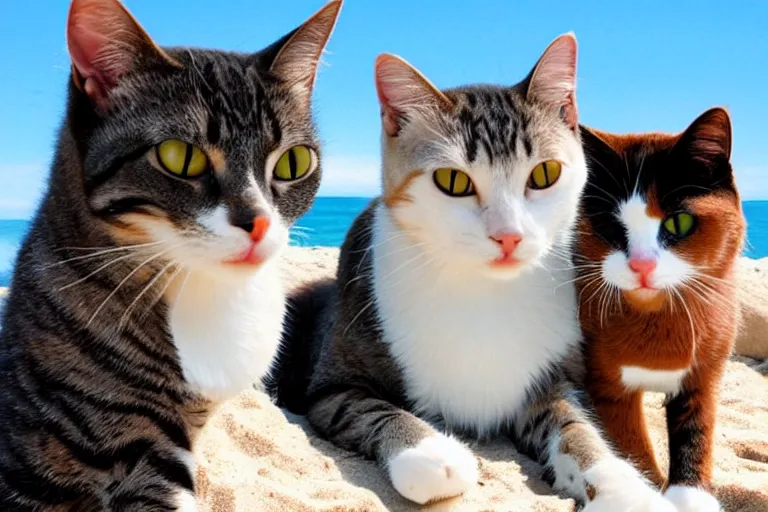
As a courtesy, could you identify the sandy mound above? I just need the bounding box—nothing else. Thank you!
[194,248,768,512]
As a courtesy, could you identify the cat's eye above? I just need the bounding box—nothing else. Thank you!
[433,168,476,197]
[155,140,209,178]
[274,146,313,181]
[527,160,562,190]
[662,212,696,238]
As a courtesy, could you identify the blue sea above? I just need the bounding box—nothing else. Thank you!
[0,197,766,287]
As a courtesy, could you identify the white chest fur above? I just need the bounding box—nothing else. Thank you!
[168,266,285,402]
[620,366,688,394]
[372,213,581,434]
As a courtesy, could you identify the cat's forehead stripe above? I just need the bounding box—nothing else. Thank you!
[450,87,532,164]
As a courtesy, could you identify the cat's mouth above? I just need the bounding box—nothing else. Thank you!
[223,242,265,267]
[490,254,520,268]
[623,287,665,311]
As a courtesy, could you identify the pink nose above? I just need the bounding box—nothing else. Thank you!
[628,258,657,280]
[490,233,523,254]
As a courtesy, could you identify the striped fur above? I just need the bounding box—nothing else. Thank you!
[0,0,341,509]
[269,36,673,510]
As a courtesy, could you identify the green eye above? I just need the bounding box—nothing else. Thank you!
[155,140,209,178]
[433,168,475,197]
[528,160,562,190]
[274,146,313,181]
[662,212,696,238]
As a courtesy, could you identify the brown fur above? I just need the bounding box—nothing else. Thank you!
[383,169,424,207]
[576,114,744,491]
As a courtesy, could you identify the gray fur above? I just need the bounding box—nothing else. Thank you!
[0,0,340,509]
[269,39,667,508]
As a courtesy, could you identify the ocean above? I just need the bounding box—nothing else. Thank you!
[0,197,766,287]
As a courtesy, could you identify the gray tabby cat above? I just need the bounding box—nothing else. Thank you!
[0,0,341,509]
[269,35,676,510]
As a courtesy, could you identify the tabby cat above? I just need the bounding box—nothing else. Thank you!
[0,0,341,509]
[576,109,744,511]
[269,35,674,510]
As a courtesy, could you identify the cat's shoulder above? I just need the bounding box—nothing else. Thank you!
[337,198,381,284]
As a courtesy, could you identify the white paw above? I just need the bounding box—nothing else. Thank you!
[665,486,721,512]
[387,434,478,505]
[175,489,198,511]
[583,459,675,512]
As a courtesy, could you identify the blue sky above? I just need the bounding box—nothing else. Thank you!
[0,0,766,218]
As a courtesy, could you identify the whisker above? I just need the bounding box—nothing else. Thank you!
[117,260,178,332]
[57,251,139,292]
[85,245,178,328]
[47,241,165,268]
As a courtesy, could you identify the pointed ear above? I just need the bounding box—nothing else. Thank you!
[269,0,343,94]
[67,0,180,111]
[580,125,616,159]
[374,54,454,137]
[525,33,578,130]
[675,107,732,164]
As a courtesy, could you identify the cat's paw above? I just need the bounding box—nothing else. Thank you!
[582,459,676,512]
[174,490,198,512]
[387,434,478,505]
[664,486,721,512]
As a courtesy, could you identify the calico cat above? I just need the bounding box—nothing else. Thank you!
[0,0,341,509]
[269,35,674,510]
[575,109,744,511]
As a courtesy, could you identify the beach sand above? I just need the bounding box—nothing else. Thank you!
[0,250,764,510]
[193,248,768,512]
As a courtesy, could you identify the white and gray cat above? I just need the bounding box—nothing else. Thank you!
[269,35,676,510]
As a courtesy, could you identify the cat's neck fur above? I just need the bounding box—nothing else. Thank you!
[166,263,285,403]
[371,203,581,435]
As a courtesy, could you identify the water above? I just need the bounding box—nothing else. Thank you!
[0,198,766,287]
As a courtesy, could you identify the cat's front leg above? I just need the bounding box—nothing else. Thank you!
[511,379,675,512]
[104,459,198,512]
[307,387,478,505]
[663,380,722,512]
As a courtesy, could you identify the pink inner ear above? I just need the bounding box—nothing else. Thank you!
[527,34,578,128]
[66,0,158,109]
[374,56,411,137]
[68,21,128,89]
[374,54,451,137]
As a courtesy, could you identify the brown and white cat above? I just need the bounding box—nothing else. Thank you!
[575,108,745,512]
[269,35,675,511]
[0,0,341,509]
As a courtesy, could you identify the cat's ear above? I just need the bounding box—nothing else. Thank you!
[67,0,180,111]
[580,126,616,159]
[674,107,732,165]
[374,54,454,137]
[268,0,343,96]
[524,33,578,130]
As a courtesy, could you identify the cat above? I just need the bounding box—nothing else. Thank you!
[268,34,675,510]
[575,108,744,511]
[0,0,341,509]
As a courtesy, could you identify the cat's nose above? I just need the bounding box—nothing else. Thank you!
[490,233,522,254]
[234,215,271,243]
[628,258,657,279]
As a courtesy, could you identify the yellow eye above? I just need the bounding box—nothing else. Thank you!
[662,212,696,238]
[274,146,313,181]
[433,168,475,197]
[155,140,209,178]
[527,160,562,190]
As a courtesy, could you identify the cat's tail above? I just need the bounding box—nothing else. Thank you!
[263,277,338,415]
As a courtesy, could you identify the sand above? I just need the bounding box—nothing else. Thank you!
[0,249,765,510]
[193,248,768,512]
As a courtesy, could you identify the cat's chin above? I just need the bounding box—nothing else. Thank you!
[623,288,666,312]
[480,261,527,280]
